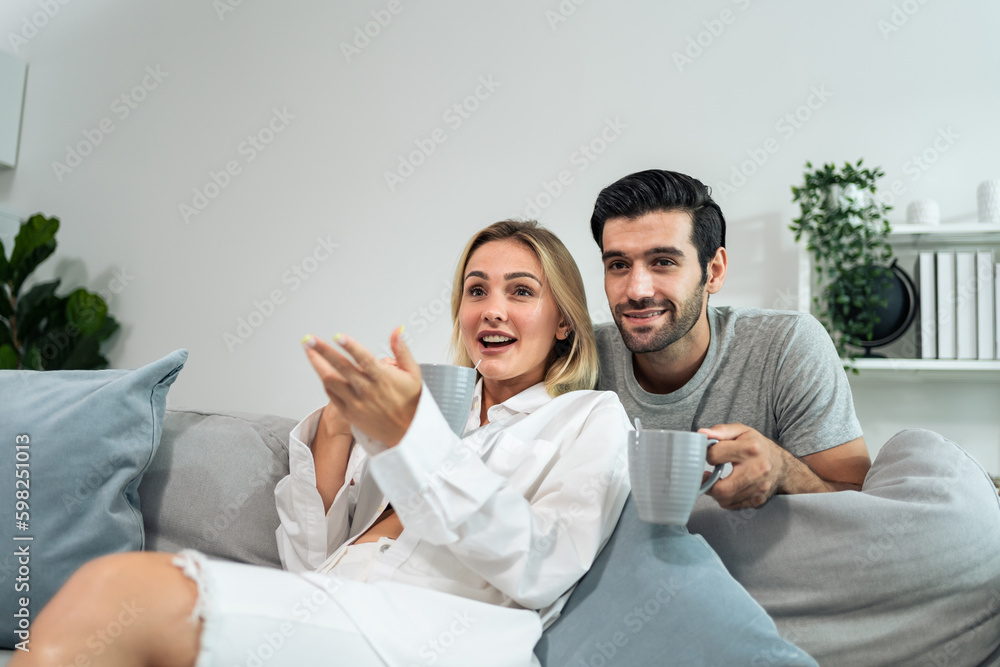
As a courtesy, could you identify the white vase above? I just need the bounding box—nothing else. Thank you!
[906,200,940,225]
[978,180,1000,224]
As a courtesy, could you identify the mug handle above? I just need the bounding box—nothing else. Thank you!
[699,438,726,494]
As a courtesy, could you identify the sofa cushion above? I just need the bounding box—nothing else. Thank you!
[139,408,296,567]
[536,495,818,666]
[0,350,187,649]
[688,428,1000,667]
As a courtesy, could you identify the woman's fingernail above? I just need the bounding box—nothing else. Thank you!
[301,335,316,348]
[333,333,346,345]
[396,325,405,336]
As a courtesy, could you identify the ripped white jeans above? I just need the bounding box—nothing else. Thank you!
[171,548,542,667]
[173,549,385,667]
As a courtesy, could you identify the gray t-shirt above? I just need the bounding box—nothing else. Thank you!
[596,306,863,458]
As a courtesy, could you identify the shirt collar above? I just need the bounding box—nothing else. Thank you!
[469,379,552,419]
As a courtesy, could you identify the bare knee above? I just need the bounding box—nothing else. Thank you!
[17,552,202,667]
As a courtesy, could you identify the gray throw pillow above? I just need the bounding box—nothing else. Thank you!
[139,408,295,567]
[0,350,187,649]
[536,495,818,666]
[688,428,1000,667]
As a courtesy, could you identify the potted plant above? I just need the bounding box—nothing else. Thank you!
[0,213,119,370]
[790,160,912,366]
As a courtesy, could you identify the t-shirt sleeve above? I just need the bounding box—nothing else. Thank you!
[771,314,864,457]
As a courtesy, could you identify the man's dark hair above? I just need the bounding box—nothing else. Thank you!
[590,169,726,279]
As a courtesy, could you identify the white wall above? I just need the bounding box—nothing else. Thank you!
[1,0,998,472]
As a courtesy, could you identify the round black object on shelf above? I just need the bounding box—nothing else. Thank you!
[840,259,917,355]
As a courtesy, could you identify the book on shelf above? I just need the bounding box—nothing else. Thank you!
[917,252,937,359]
[956,251,977,360]
[977,250,995,360]
[936,251,957,360]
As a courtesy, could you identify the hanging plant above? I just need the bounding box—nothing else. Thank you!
[0,213,119,370]
[789,160,895,366]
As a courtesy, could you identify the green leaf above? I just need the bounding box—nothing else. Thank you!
[0,344,17,369]
[58,335,104,370]
[14,279,61,338]
[0,319,13,350]
[9,214,60,296]
[22,343,43,370]
[66,289,107,337]
[94,314,119,342]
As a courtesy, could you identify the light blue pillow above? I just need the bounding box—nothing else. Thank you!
[0,350,187,649]
[537,495,817,666]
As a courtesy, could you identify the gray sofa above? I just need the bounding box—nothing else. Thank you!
[3,408,999,666]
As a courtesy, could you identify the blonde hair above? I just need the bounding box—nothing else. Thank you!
[449,220,598,396]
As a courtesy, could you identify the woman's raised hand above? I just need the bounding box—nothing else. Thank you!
[302,327,422,447]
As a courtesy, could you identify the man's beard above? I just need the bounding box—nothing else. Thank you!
[613,285,705,354]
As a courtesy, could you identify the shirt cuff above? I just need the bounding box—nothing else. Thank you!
[288,405,326,483]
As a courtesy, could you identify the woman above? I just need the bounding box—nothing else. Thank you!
[14,220,630,667]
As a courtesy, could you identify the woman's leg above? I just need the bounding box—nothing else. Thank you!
[10,552,201,667]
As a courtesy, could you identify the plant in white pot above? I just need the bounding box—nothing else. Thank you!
[790,160,909,366]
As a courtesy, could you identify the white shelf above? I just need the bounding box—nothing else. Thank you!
[850,358,1000,372]
[889,223,1000,244]
[801,222,1000,378]
[892,223,1000,234]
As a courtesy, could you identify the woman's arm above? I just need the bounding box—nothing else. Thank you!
[366,389,631,611]
[274,406,361,572]
[311,402,355,513]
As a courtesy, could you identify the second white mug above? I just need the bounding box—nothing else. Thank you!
[628,428,725,525]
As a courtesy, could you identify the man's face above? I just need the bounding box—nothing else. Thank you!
[601,210,708,354]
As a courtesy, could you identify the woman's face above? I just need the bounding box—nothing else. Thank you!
[459,240,569,394]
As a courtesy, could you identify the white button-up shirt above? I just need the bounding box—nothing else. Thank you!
[274,380,630,663]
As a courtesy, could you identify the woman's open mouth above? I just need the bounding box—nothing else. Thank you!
[480,334,517,350]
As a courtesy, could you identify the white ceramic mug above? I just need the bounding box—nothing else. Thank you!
[628,428,725,525]
[419,364,477,436]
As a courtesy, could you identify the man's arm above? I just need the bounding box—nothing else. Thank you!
[701,424,871,509]
[794,436,870,491]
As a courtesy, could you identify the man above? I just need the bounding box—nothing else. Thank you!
[591,168,871,509]
[537,169,866,666]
